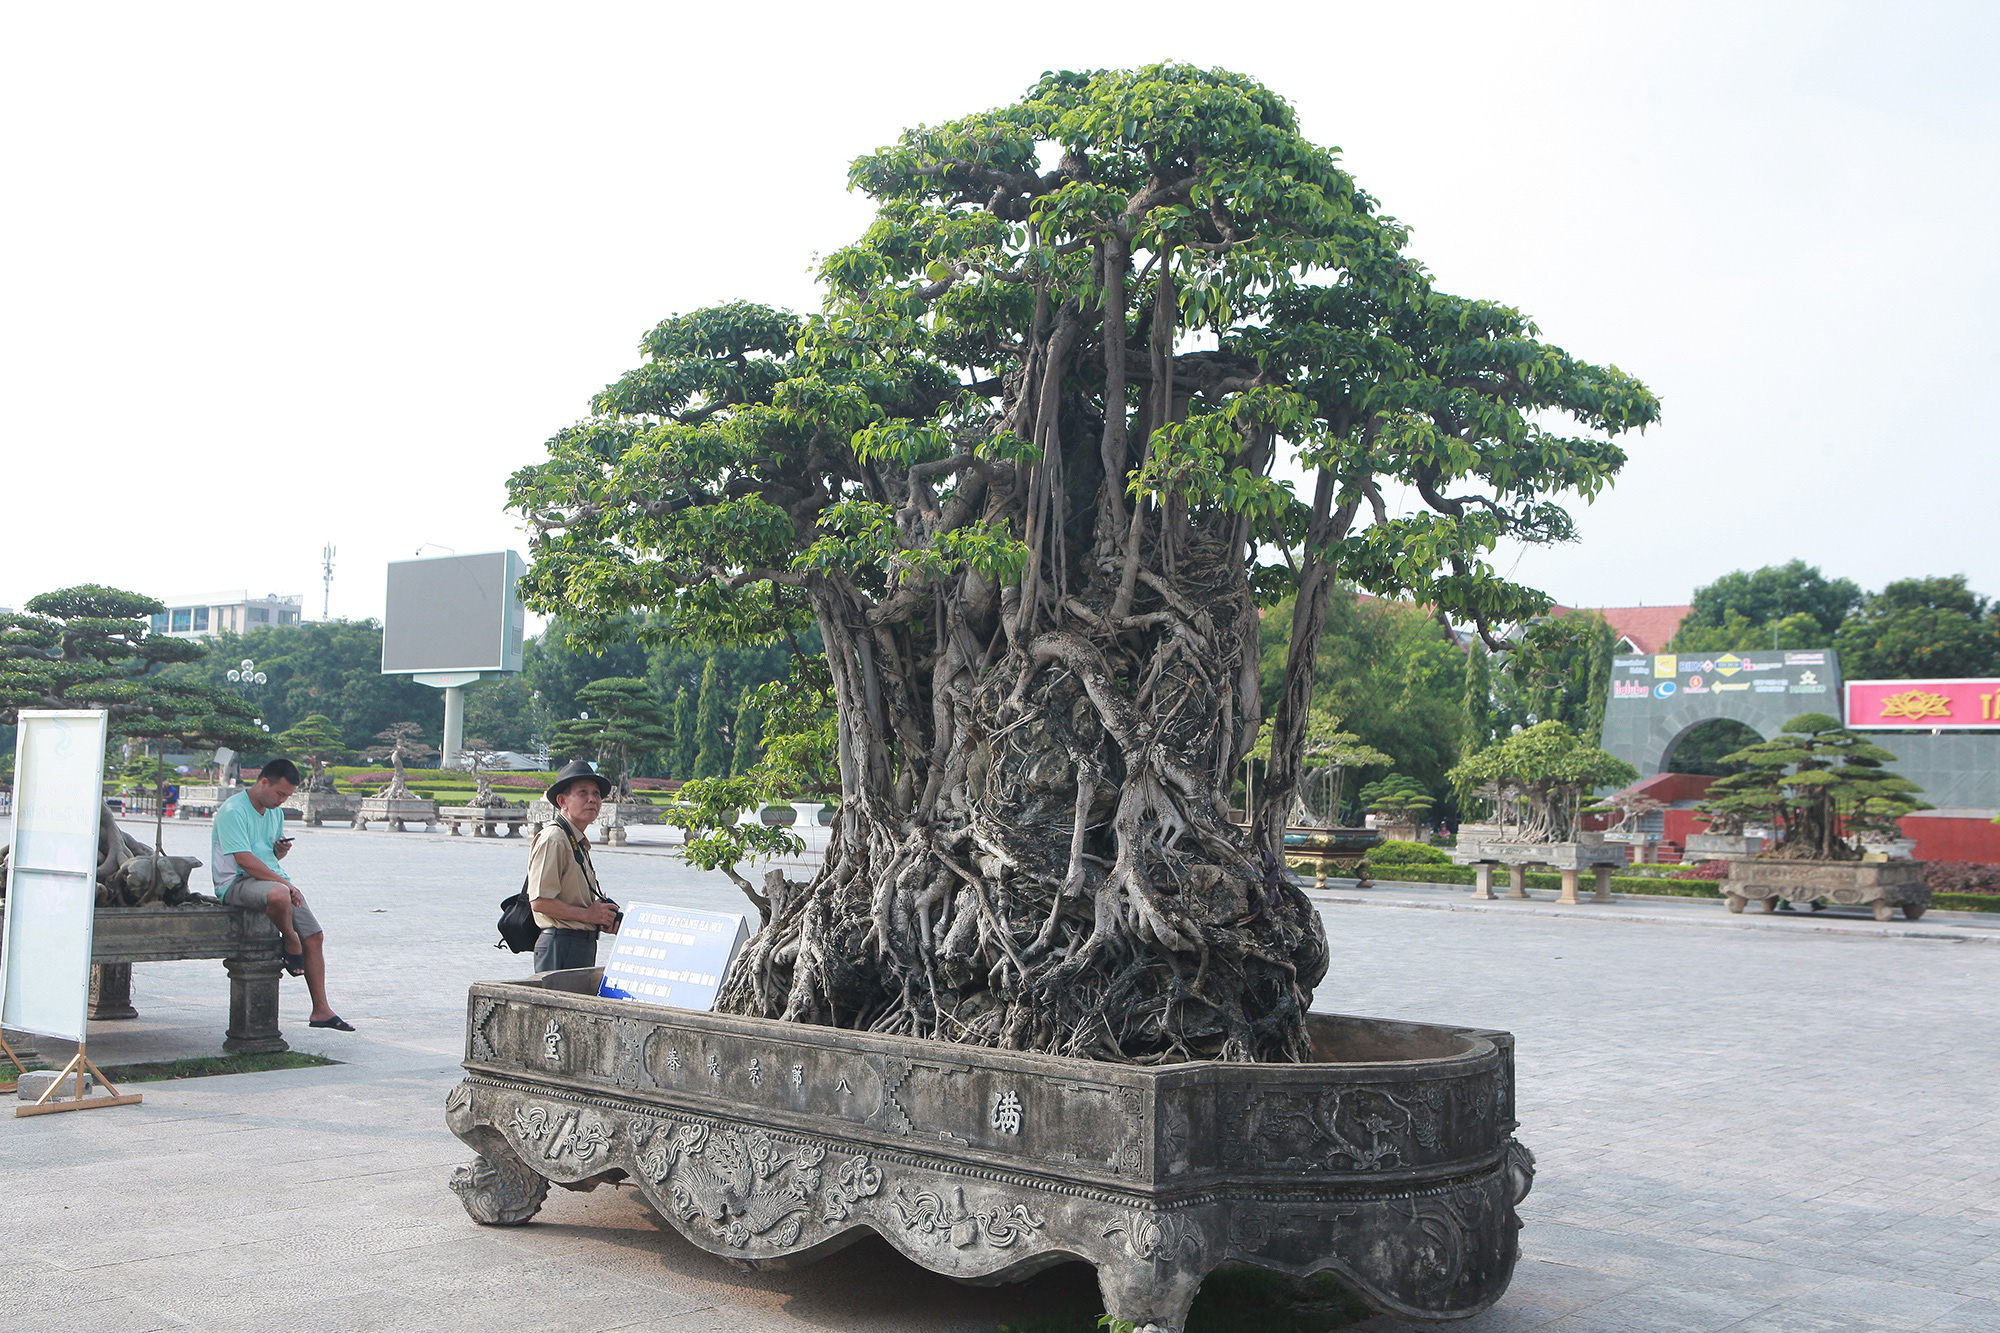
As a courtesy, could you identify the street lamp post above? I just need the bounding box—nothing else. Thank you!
[224,658,273,784]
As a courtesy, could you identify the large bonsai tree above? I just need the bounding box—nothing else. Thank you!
[1697,713,1928,860]
[274,712,347,792]
[509,66,1656,1063]
[545,676,673,799]
[1449,721,1637,843]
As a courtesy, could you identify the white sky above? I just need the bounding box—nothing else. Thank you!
[3,2,1994,623]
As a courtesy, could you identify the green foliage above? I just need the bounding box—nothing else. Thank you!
[692,657,729,778]
[1357,774,1433,820]
[1665,718,1762,777]
[1697,713,1929,860]
[1832,575,2000,680]
[729,687,762,776]
[1675,561,1861,645]
[1258,592,1466,813]
[0,584,258,749]
[1493,612,1614,743]
[546,677,673,786]
[1460,643,1494,758]
[361,721,436,772]
[1366,838,1450,866]
[1449,720,1638,842]
[670,687,696,777]
[273,713,347,785]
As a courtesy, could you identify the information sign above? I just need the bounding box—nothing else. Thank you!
[0,710,109,1042]
[598,904,752,1011]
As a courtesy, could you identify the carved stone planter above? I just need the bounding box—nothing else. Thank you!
[1720,858,1931,921]
[1451,835,1626,905]
[354,794,439,832]
[1682,832,1763,860]
[525,799,664,845]
[283,790,360,828]
[446,972,1534,1330]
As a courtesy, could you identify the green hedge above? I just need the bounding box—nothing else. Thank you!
[1350,865,2000,913]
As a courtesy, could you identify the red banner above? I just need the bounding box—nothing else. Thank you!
[1844,678,2000,730]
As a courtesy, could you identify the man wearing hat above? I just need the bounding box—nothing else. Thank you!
[526,760,621,971]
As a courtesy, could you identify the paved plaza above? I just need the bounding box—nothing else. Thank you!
[2,815,1997,1331]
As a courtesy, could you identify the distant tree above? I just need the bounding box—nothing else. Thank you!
[1358,774,1434,826]
[692,657,729,779]
[1493,612,1614,742]
[1697,714,1928,859]
[1832,576,2000,680]
[670,687,696,777]
[0,585,258,749]
[1674,561,1861,646]
[1449,720,1637,843]
[1460,642,1494,758]
[729,687,762,776]
[461,676,538,753]
[546,677,672,798]
[273,713,347,792]
[360,721,437,796]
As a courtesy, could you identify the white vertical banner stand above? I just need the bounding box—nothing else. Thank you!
[0,709,142,1114]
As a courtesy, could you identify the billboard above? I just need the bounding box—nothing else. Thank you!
[1608,651,1835,705]
[1844,679,2000,731]
[381,551,526,675]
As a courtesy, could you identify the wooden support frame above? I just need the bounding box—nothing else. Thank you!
[15,1043,142,1117]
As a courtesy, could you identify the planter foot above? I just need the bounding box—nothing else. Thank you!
[1099,1262,1203,1333]
[1903,903,1926,920]
[1873,900,1894,922]
[1727,894,1746,913]
[450,1143,551,1225]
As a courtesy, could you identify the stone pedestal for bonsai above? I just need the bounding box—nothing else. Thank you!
[525,799,664,846]
[445,971,1534,1331]
[441,804,528,837]
[1682,832,1762,860]
[1452,828,1625,905]
[284,789,360,828]
[1720,858,1930,921]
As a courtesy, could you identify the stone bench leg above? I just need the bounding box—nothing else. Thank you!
[89,962,139,1020]
[1508,865,1529,899]
[1593,865,1614,903]
[1471,863,1496,900]
[1558,868,1580,905]
[223,954,289,1054]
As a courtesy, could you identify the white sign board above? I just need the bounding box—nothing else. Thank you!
[381,551,527,675]
[1,710,109,1041]
[597,904,751,1011]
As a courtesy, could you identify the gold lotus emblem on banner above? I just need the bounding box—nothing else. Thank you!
[1878,689,1952,721]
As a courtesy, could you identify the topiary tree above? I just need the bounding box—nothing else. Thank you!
[1358,774,1434,828]
[1449,721,1638,844]
[274,713,347,792]
[508,65,1655,1063]
[1696,713,1929,861]
[729,686,763,776]
[546,677,672,799]
[692,657,730,778]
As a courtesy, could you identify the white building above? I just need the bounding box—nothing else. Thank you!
[151,591,304,639]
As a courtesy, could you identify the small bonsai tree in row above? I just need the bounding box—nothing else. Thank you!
[1357,775,1434,835]
[1696,714,1928,861]
[274,713,347,792]
[1449,721,1637,844]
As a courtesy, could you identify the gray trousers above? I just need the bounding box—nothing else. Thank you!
[533,926,599,973]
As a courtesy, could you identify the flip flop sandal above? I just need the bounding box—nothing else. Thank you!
[308,1015,356,1031]
[279,945,306,976]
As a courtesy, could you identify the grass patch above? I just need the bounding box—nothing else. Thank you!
[996,1266,1373,1332]
[97,1051,338,1084]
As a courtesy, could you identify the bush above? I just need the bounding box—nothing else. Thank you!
[1923,861,2000,894]
[1672,859,1733,880]
[1366,839,1451,866]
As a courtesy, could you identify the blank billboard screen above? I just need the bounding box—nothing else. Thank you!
[1,710,109,1042]
[381,551,526,675]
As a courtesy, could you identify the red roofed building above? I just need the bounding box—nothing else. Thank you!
[1547,604,1692,655]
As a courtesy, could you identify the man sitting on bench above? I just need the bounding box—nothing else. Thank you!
[211,759,354,1032]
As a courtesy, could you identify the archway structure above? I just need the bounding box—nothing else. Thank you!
[1600,650,1840,777]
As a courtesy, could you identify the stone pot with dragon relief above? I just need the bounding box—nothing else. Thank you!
[445,970,1535,1331]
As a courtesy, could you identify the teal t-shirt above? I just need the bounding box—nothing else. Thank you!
[211,791,291,894]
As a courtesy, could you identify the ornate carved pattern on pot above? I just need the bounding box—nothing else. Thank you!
[510,1103,613,1166]
[891,1182,1046,1250]
[469,999,499,1062]
[636,1119,830,1250]
[821,1152,884,1224]
[1223,1086,1424,1172]
[1104,1207,1199,1262]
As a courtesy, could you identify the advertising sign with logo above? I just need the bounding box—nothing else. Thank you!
[1790,670,1826,694]
[1654,681,1677,698]
[1613,681,1650,699]
[1653,656,1677,678]
[1843,679,2000,730]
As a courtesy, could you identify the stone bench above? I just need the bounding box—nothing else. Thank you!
[4,901,288,1061]
[441,806,529,838]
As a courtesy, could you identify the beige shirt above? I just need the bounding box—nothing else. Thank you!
[528,814,602,930]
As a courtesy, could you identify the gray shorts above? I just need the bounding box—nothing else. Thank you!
[221,877,323,938]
